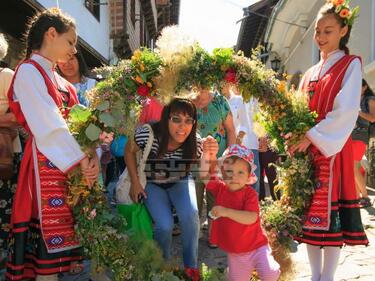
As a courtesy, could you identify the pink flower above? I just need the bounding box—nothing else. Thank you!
[224,68,237,84]
[99,131,114,144]
[137,85,150,97]
[89,209,97,220]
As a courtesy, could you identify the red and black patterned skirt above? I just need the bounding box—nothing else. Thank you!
[6,152,82,280]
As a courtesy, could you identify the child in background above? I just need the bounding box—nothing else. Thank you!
[201,141,280,281]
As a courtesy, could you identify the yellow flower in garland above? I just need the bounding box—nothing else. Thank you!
[134,75,144,84]
[132,49,142,62]
[220,64,229,72]
[277,81,287,93]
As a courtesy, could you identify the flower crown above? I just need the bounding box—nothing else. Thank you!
[327,0,360,26]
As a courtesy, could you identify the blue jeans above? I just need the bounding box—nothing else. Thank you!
[144,176,199,268]
[251,149,260,194]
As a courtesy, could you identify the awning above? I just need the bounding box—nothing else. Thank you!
[140,0,158,37]
[236,0,279,57]
[264,0,319,58]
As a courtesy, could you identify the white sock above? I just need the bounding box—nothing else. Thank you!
[306,244,322,281]
[320,247,340,281]
[36,274,58,281]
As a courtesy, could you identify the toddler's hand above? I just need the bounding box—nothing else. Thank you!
[203,136,219,157]
[210,205,228,218]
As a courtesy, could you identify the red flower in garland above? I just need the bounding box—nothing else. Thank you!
[137,85,150,97]
[224,68,237,84]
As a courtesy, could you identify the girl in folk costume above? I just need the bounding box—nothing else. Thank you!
[5,9,99,281]
[289,1,368,281]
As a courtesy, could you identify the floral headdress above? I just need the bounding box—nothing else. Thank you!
[327,0,360,26]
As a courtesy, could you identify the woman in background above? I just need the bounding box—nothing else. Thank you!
[57,48,96,107]
[351,79,375,207]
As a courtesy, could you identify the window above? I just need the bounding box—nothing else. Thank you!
[85,0,100,21]
[131,0,136,26]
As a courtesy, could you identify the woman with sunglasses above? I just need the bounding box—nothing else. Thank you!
[125,97,218,279]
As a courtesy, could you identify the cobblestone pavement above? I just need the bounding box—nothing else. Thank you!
[172,191,375,280]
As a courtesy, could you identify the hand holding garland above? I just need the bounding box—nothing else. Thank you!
[124,139,148,203]
[288,134,312,156]
[79,156,99,187]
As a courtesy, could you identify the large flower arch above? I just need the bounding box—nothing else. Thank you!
[67,26,316,280]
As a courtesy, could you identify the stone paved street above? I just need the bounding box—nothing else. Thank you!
[172,190,375,280]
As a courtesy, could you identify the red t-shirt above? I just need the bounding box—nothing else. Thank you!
[206,177,268,253]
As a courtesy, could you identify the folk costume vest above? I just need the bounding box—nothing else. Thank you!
[6,60,82,280]
[296,55,368,247]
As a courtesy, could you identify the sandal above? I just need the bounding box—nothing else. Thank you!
[69,262,84,275]
[360,197,372,208]
[207,241,218,249]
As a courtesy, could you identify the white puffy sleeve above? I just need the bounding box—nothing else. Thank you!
[306,58,362,157]
[13,63,85,172]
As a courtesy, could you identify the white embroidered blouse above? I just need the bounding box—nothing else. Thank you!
[12,54,85,172]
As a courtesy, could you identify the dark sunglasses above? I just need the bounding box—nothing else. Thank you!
[169,115,195,125]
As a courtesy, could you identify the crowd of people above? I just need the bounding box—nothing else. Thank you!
[0,1,373,280]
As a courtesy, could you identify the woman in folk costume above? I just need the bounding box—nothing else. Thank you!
[289,1,368,281]
[5,9,99,281]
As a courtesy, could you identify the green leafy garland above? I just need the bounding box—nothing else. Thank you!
[66,41,316,280]
[173,47,317,279]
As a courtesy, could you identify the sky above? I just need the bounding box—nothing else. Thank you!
[179,0,259,52]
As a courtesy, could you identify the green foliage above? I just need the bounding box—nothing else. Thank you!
[176,45,218,91]
[85,123,101,141]
[99,112,116,127]
[212,48,235,68]
[125,236,165,280]
[261,153,315,250]
[69,104,92,123]
[200,263,226,281]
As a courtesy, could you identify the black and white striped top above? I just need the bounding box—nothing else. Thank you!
[134,124,203,185]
